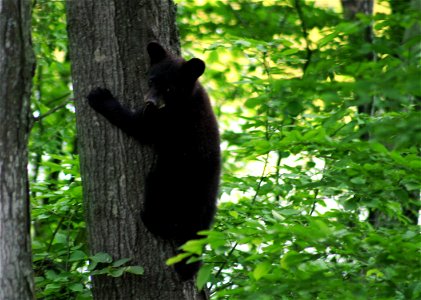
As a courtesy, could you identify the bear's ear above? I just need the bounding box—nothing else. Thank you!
[182,58,206,81]
[147,42,167,64]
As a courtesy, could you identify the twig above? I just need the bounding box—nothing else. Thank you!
[210,153,269,290]
[209,241,238,292]
[309,189,319,216]
[31,93,72,128]
[252,154,269,205]
[47,216,65,253]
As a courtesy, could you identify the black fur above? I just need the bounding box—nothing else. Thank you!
[87,42,220,280]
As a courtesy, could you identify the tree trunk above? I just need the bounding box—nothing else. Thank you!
[0,0,35,299]
[402,0,421,224]
[341,0,375,135]
[66,1,204,298]
[341,0,379,226]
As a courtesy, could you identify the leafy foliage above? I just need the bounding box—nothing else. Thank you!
[30,0,420,299]
[31,1,88,298]
[176,0,421,299]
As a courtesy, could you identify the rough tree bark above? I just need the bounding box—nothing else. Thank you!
[66,1,205,299]
[0,0,35,299]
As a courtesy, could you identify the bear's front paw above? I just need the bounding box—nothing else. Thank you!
[87,87,116,112]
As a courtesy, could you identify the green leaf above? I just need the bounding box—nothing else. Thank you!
[234,39,251,47]
[318,32,337,47]
[45,270,58,281]
[90,268,109,276]
[279,209,300,216]
[245,97,263,108]
[69,250,86,262]
[253,262,271,280]
[366,268,384,278]
[350,177,366,185]
[409,158,421,170]
[125,266,144,275]
[280,48,299,56]
[109,268,124,277]
[281,251,304,270]
[370,142,388,154]
[272,210,285,221]
[166,253,190,266]
[91,252,112,264]
[252,140,271,154]
[112,258,131,268]
[69,283,84,292]
[196,265,213,290]
[180,239,204,255]
[45,283,61,291]
[229,210,239,218]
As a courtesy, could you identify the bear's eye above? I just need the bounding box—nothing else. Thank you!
[164,86,174,94]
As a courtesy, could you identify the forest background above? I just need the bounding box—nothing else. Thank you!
[24,0,421,299]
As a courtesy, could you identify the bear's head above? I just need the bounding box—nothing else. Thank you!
[145,42,205,108]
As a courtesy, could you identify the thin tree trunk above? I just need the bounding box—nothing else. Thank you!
[0,0,35,299]
[402,0,421,224]
[66,1,204,298]
[341,0,375,140]
[341,0,379,226]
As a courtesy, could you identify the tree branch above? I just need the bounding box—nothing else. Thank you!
[30,93,72,128]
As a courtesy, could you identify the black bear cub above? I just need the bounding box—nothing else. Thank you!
[87,42,221,280]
